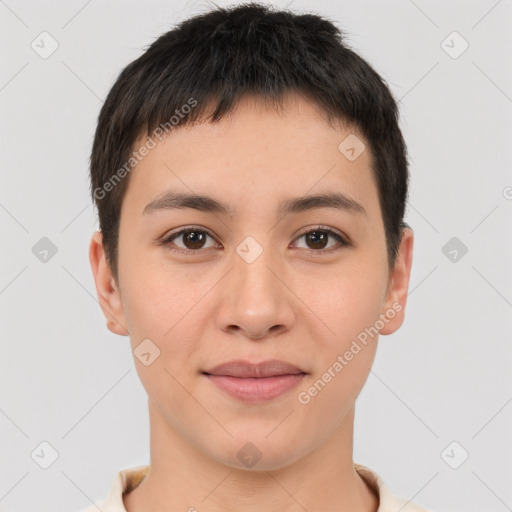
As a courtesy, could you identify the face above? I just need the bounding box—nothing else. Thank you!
[90,93,413,471]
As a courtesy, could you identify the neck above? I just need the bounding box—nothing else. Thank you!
[123,401,378,512]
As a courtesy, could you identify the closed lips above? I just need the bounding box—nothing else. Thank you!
[202,359,307,378]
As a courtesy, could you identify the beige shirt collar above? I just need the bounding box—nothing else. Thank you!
[81,464,431,512]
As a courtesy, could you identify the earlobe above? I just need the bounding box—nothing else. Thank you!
[379,227,414,336]
[89,231,129,336]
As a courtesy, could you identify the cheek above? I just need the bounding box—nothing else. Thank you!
[294,258,388,345]
[295,269,383,413]
[320,262,387,399]
[297,341,377,428]
[120,275,204,406]
[118,246,194,336]
[119,265,214,385]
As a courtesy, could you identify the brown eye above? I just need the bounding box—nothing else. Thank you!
[164,228,218,252]
[305,230,329,250]
[293,227,349,252]
[180,230,207,249]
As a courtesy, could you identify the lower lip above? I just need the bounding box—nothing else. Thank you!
[204,373,306,403]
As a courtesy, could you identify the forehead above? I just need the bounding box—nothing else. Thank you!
[121,93,379,222]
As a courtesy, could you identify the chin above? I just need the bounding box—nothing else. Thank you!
[206,434,307,472]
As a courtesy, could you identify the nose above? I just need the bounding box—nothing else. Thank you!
[215,241,295,341]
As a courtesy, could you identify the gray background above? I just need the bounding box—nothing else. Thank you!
[1,1,511,511]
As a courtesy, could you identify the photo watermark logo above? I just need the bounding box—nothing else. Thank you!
[93,97,198,200]
[297,301,403,405]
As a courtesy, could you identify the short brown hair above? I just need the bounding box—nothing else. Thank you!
[89,2,410,281]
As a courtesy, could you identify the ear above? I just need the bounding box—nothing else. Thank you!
[379,226,414,335]
[89,231,129,336]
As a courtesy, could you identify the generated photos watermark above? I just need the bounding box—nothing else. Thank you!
[297,301,403,405]
[93,97,198,200]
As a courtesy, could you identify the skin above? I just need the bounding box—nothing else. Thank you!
[89,92,414,512]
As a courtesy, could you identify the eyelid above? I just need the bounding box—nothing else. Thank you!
[162,225,219,253]
[161,224,351,254]
[294,224,348,243]
[164,225,216,240]
[290,225,351,251]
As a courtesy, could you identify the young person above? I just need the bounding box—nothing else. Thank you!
[84,3,432,511]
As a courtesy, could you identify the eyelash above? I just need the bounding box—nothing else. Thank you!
[160,225,351,256]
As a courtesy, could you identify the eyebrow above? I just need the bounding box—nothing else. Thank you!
[142,190,367,218]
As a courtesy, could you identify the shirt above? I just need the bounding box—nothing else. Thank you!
[79,463,433,512]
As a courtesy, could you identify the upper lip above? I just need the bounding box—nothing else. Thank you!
[203,359,307,378]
